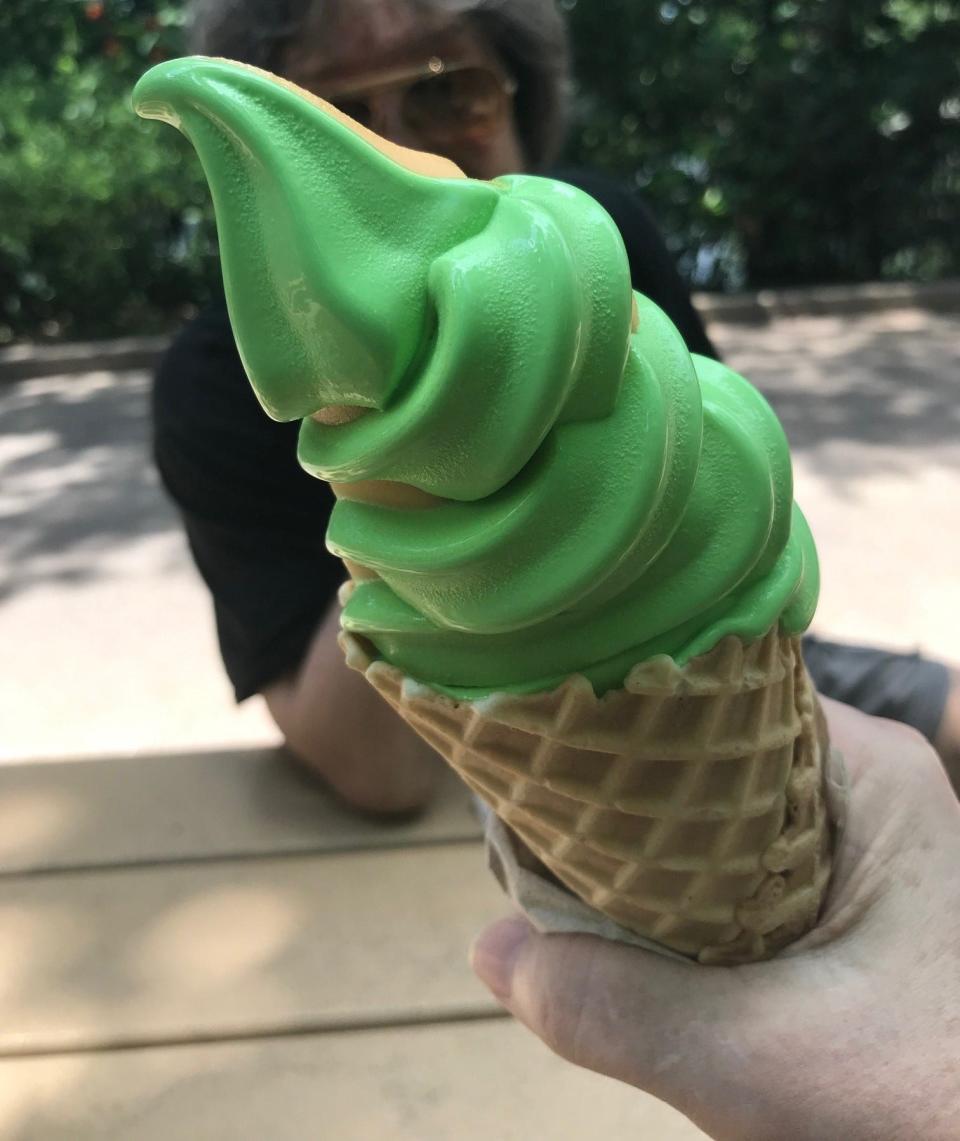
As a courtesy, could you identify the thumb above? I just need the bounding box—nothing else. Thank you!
[470,915,751,1108]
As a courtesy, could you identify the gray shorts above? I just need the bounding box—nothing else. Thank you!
[802,634,951,743]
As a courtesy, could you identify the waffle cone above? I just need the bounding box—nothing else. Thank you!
[342,628,837,964]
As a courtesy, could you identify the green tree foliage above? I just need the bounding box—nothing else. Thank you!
[0,0,216,341]
[565,0,960,288]
[1,0,957,339]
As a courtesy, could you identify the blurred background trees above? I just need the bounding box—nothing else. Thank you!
[2,0,958,341]
[567,0,960,290]
[0,1,215,341]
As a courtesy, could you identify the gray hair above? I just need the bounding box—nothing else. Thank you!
[187,0,571,168]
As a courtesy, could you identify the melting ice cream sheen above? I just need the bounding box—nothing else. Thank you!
[134,58,819,698]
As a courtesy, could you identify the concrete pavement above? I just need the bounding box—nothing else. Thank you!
[712,308,960,665]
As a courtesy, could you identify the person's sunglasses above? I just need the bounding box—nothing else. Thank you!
[325,58,518,145]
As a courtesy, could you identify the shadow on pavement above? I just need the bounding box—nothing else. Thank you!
[0,369,180,601]
[722,316,960,481]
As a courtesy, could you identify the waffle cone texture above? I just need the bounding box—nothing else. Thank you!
[342,628,837,964]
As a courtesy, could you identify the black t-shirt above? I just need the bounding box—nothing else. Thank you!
[154,172,719,700]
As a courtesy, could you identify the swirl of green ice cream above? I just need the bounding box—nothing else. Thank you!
[134,57,819,698]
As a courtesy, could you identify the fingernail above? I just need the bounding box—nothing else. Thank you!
[470,916,531,1002]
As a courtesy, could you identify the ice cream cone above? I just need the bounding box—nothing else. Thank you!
[343,626,835,965]
[135,57,840,963]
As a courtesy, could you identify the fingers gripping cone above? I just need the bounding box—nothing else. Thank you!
[136,58,840,964]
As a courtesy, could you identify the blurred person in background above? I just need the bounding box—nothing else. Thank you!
[154,0,959,816]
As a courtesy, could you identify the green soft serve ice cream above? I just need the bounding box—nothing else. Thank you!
[134,58,819,698]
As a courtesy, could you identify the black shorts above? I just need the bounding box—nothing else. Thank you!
[802,634,951,743]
